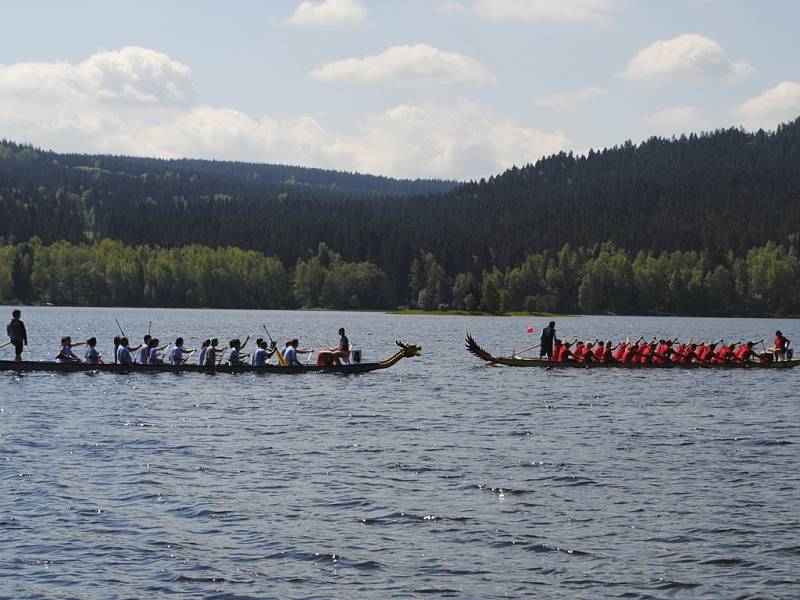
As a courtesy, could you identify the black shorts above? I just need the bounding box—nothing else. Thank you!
[11,340,24,355]
[540,345,553,359]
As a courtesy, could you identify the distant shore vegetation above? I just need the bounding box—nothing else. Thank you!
[1,238,798,317]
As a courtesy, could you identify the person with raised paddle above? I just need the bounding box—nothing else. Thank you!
[539,321,556,361]
[6,309,27,363]
[252,340,277,367]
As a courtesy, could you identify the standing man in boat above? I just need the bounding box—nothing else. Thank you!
[6,309,27,363]
[540,321,556,361]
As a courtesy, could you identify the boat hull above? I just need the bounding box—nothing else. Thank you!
[0,360,385,375]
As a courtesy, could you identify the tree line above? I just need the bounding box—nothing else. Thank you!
[1,239,798,316]
[4,119,800,301]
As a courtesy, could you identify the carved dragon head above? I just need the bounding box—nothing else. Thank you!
[396,340,422,358]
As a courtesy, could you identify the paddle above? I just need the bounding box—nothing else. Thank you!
[512,343,540,358]
[114,318,126,337]
[0,340,12,351]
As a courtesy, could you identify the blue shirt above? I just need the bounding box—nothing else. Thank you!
[148,347,159,364]
[138,346,149,364]
[170,346,186,365]
[117,346,132,365]
[253,348,267,366]
[85,346,99,363]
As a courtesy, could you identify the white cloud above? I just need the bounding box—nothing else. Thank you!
[641,106,711,135]
[535,86,607,112]
[621,33,753,82]
[0,48,564,180]
[473,0,615,23]
[0,46,194,104]
[731,81,800,130]
[309,44,495,87]
[287,0,366,26]
[331,100,569,179]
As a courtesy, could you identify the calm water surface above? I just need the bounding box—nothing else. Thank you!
[1,307,798,599]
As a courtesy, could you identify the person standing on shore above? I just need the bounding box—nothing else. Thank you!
[7,309,27,363]
[540,321,556,360]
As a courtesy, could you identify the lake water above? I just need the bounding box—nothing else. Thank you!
[1,306,798,598]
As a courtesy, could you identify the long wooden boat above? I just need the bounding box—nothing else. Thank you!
[466,334,799,369]
[0,341,421,375]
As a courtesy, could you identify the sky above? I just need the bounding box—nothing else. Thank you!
[1,0,799,180]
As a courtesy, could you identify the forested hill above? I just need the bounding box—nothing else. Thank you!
[440,118,800,265]
[1,119,800,314]
[0,141,458,197]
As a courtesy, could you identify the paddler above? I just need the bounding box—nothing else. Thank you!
[6,309,27,362]
[116,337,133,365]
[227,337,250,366]
[252,340,276,367]
[84,337,103,364]
[205,338,221,366]
[734,340,760,362]
[146,338,163,365]
[56,336,83,363]
[169,337,195,365]
[330,328,351,365]
[197,339,211,366]
[557,340,574,362]
[251,338,263,365]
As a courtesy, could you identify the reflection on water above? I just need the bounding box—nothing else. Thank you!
[1,307,798,597]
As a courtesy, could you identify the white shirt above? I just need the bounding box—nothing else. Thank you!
[197,346,208,366]
[282,346,298,365]
[138,345,149,364]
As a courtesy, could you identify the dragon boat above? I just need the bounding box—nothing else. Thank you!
[465,334,799,369]
[0,341,421,375]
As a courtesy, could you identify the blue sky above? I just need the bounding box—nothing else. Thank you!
[1,0,798,179]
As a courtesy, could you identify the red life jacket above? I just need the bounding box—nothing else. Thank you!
[622,345,638,363]
[558,346,571,361]
[553,342,563,361]
[775,335,788,350]
[735,345,751,361]
[639,345,652,364]
[592,344,604,361]
[613,343,626,361]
